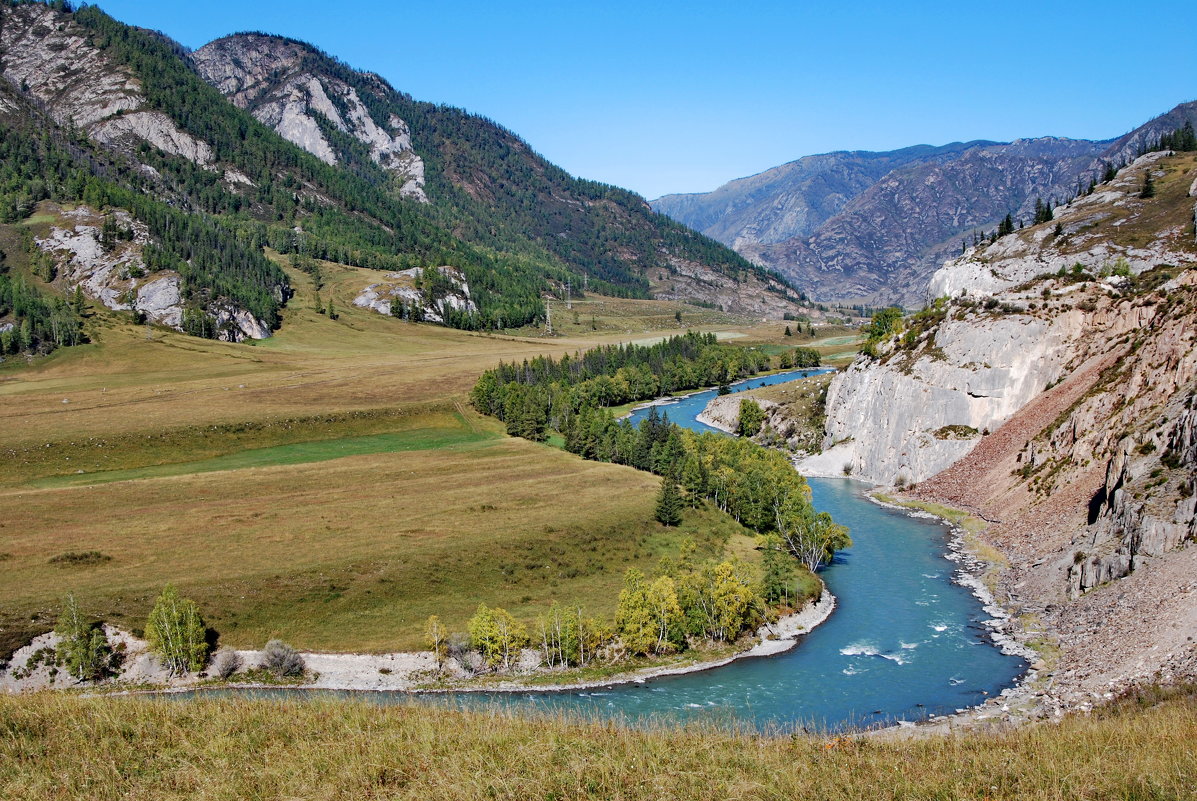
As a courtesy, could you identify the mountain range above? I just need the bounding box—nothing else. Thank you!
[0,1,803,350]
[653,102,1197,305]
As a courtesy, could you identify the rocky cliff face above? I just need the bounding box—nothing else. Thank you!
[192,35,427,201]
[32,203,271,341]
[0,4,214,166]
[352,266,477,323]
[654,102,1197,306]
[804,151,1197,702]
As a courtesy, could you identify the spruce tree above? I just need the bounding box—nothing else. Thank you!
[655,478,683,526]
[1140,171,1155,199]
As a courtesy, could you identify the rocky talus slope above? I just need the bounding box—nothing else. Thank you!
[654,102,1197,305]
[802,152,1197,707]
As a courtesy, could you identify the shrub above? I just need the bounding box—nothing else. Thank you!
[48,551,111,567]
[259,640,305,678]
[737,399,766,437]
[212,648,243,679]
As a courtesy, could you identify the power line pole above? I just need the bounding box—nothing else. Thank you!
[544,296,553,336]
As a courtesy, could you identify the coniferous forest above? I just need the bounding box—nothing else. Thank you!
[0,0,796,350]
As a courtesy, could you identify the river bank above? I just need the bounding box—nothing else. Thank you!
[858,491,1058,737]
[1,591,837,698]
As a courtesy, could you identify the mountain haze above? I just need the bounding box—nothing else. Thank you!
[654,101,1197,305]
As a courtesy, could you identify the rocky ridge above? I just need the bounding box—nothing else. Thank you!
[192,35,427,201]
[801,151,1197,704]
[0,4,214,166]
[654,102,1197,305]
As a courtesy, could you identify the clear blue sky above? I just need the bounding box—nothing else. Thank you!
[96,0,1196,199]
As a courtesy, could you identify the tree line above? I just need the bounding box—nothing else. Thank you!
[470,332,794,440]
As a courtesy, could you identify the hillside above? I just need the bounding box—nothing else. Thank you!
[799,149,1197,709]
[0,2,805,357]
[654,101,1197,305]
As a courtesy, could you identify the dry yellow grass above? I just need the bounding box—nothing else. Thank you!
[1,687,1193,800]
[0,261,762,655]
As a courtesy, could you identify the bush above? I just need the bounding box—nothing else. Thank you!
[212,647,243,679]
[259,640,305,678]
[48,551,111,567]
[737,399,766,437]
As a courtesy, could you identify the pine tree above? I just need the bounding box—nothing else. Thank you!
[783,325,792,337]
[655,478,683,526]
[1140,171,1155,199]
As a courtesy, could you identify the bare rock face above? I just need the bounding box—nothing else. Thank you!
[799,310,1084,484]
[0,5,213,165]
[192,35,427,201]
[34,204,270,341]
[352,266,477,323]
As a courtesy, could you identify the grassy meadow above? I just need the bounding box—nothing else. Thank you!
[0,257,773,657]
[1,686,1193,800]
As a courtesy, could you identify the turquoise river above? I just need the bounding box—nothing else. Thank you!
[189,369,1028,731]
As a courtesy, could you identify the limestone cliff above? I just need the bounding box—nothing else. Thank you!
[352,266,477,324]
[0,4,214,166]
[32,203,272,341]
[802,151,1197,703]
[192,35,427,201]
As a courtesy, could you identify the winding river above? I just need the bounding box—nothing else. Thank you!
[198,369,1027,731]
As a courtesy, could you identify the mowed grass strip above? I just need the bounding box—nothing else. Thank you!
[1,688,1195,800]
[0,434,743,653]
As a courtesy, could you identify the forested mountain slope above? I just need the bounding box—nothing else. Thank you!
[654,101,1197,305]
[0,1,804,356]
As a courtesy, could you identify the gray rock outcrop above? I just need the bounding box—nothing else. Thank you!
[192,35,427,201]
[0,5,214,166]
[353,266,477,323]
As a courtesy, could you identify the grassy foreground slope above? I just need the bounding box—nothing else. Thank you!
[0,261,764,654]
[2,688,1194,800]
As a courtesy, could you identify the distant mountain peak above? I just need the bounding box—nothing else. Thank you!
[652,102,1197,305]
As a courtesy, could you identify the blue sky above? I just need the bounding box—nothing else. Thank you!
[97,1,1196,199]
